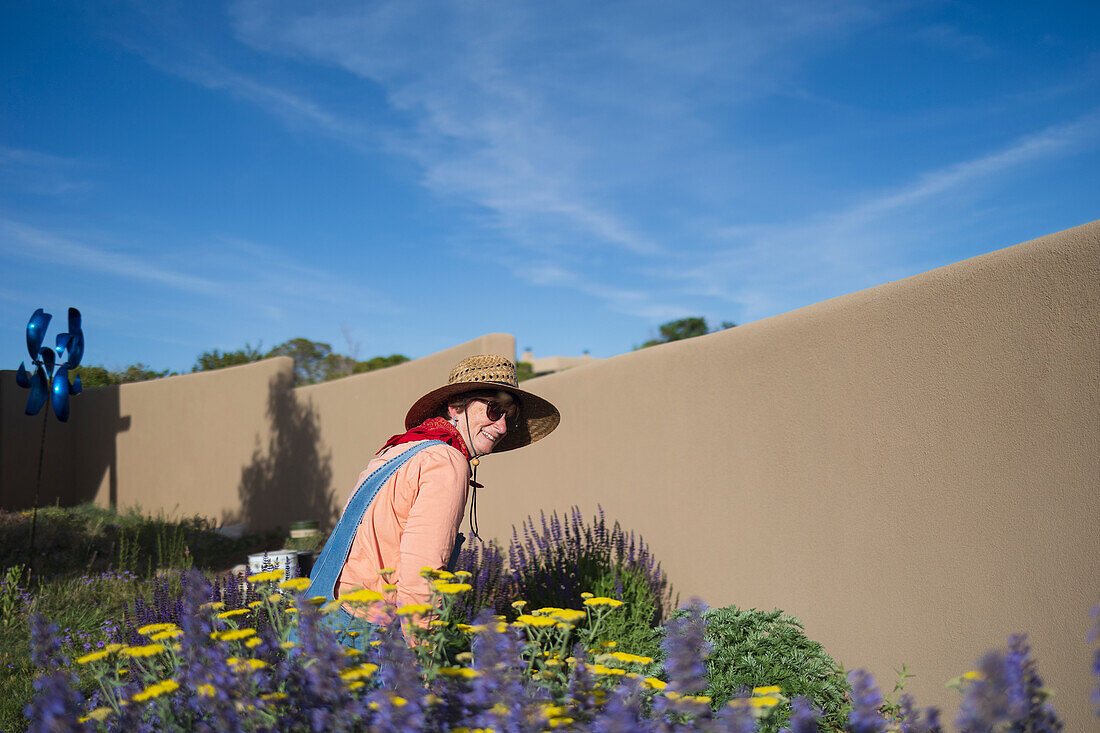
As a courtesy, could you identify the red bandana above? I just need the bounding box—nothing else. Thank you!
[377,416,471,461]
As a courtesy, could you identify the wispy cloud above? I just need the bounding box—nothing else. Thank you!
[96,1,1098,332]
[682,110,1100,319]
[913,23,993,59]
[0,146,92,196]
[0,218,397,323]
[214,0,882,315]
[0,218,220,292]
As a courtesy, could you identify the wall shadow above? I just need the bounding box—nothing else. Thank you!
[231,371,337,532]
[0,371,126,511]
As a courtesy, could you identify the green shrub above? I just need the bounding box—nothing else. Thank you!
[665,604,850,731]
[0,504,282,578]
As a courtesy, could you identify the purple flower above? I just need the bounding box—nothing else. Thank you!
[661,599,711,695]
[956,635,1062,733]
[780,695,823,733]
[895,693,943,733]
[846,669,888,733]
[25,615,87,733]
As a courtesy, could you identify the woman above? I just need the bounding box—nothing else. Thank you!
[305,354,560,645]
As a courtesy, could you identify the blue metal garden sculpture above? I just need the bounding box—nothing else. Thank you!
[15,307,84,421]
[14,307,84,567]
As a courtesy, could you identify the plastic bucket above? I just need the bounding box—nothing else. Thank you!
[247,550,301,582]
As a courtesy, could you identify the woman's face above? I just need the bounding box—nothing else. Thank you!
[450,392,515,456]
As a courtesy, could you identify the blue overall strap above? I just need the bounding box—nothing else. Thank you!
[307,440,445,602]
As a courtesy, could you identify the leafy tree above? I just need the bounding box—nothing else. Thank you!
[70,364,174,387]
[637,317,735,349]
[265,338,335,385]
[515,361,536,382]
[192,344,264,372]
[352,354,410,374]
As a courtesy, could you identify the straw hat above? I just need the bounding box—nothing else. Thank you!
[405,354,560,453]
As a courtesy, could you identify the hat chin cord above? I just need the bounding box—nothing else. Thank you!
[460,405,482,541]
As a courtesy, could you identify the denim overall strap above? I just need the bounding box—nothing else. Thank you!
[307,439,444,602]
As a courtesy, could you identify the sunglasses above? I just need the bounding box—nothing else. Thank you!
[475,398,519,424]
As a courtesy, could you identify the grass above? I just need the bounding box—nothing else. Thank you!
[0,503,283,732]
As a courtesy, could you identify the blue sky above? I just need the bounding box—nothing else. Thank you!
[2,1,1097,373]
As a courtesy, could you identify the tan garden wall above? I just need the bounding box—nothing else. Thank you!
[1,334,514,527]
[1,222,1096,727]
[478,220,1099,728]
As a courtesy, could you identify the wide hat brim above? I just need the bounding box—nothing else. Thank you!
[405,380,560,453]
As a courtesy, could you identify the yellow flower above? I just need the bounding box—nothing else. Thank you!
[643,677,667,690]
[280,641,297,650]
[216,608,251,619]
[514,614,558,627]
[433,582,472,595]
[210,628,257,642]
[549,718,574,728]
[341,589,385,603]
[247,570,284,584]
[753,685,781,696]
[121,644,167,657]
[196,684,216,697]
[279,577,311,592]
[248,600,264,608]
[340,663,380,680]
[396,603,434,616]
[454,570,472,579]
[77,651,109,664]
[137,623,179,636]
[588,663,626,676]
[103,643,124,654]
[511,600,527,610]
[430,620,449,627]
[245,637,262,648]
[729,696,779,708]
[600,641,618,648]
[199,602,225,611]
[583,597,624,607]
[666,692,710,704]
[434,570,456,579]
[382,584,398,592]
[438,667,481,679]
[150,629,183,641]
[284,608,298,614]
[580,592,594,599]
[610,651,655,665]
[131,679,179,702]
[962,670,986,682]
[229,659,268,672]
[78,707,113,723]
[347,680,365,690]
[549,609,587,625]
[267,593,283,604]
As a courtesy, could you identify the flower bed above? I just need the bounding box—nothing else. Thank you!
[24,568,1094,732]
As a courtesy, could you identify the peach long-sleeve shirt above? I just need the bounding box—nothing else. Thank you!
[336,440,470,628]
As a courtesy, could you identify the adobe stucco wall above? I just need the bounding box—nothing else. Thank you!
[478,220,1099,728]
[1,334,514,527]
[1,222,1096,726]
